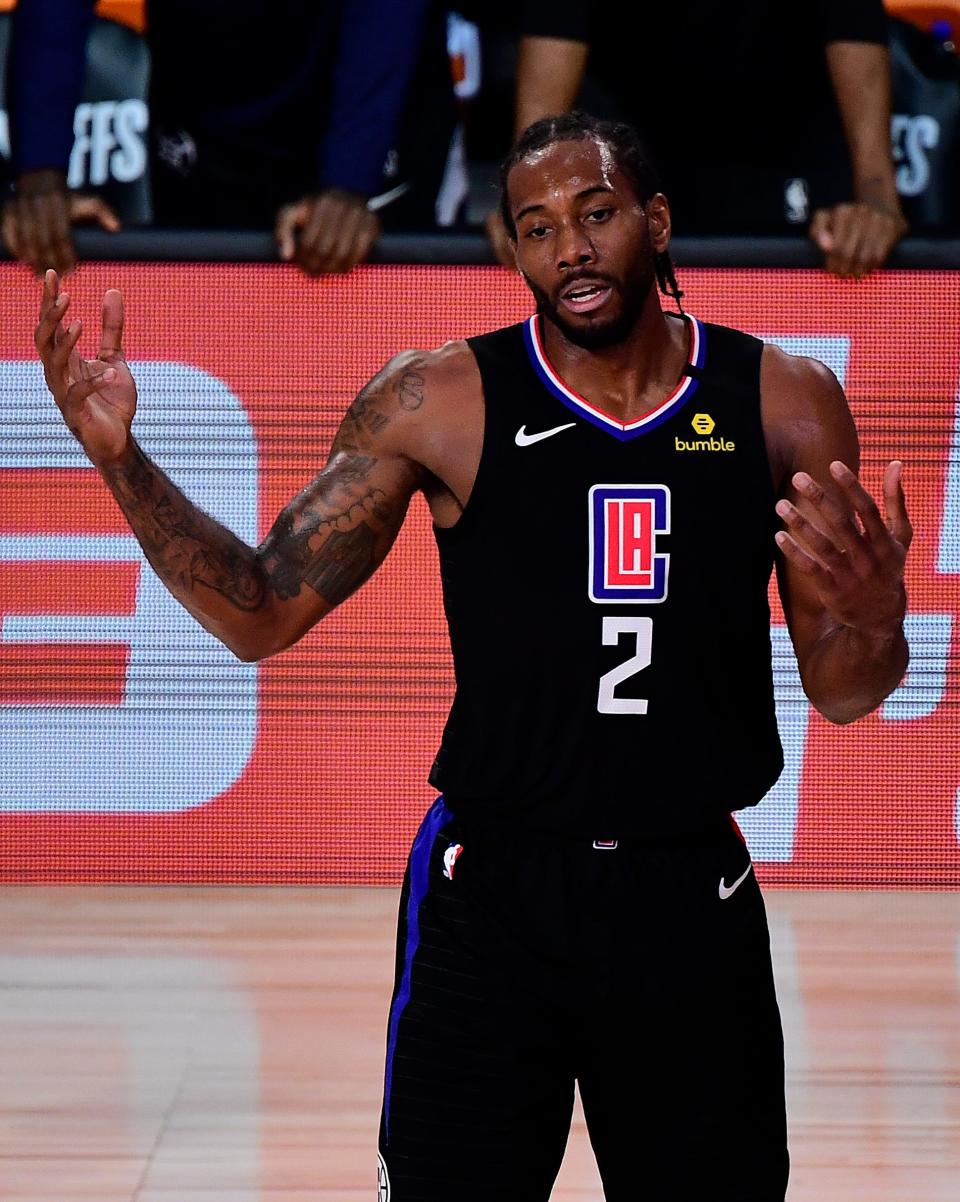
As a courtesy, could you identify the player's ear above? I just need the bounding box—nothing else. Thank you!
[646,193,671,254]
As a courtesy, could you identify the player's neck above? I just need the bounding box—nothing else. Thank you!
[542,294,688,423]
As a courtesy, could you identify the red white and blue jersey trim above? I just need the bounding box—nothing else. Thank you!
[522,313,705,441]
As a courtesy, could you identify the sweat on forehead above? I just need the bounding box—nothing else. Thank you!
[499,112,660,237]
[517,133,612,172]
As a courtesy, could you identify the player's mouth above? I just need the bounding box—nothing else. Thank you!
[559,278,614,315]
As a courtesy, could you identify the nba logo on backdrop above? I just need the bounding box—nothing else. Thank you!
[588,484,671,603]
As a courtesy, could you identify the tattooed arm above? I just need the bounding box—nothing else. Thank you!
[35,272,430,659]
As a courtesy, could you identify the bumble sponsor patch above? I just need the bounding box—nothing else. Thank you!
[676,413,735,452]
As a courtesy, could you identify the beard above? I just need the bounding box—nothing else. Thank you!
[523,261,657,351]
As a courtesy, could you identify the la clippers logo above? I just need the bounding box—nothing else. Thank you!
[588,484,671,603]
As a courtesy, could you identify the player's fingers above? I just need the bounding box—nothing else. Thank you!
[774,529,830,581]
[39,268,56,318]
[35,276,70,353]
[790,470,862,543]
[828,460,890,545]
[99,289,125,361]
[65,366,116,406]
[54,314,74,349]
[41,319,82,398]
[67,345,85,381]
[792,469,876,577]
[775,498,853,578]
[60,367,117,431]
[50,319,84,382]
[883,460,913,551]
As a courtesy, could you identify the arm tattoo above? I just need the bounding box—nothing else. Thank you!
[332,453,378,484]
[282,354,429,607]
[104,441,267,610]
[396,366,425,411]
[343,381,391,434]
[339,354,428,449]
[259,484,394,608]
[104,434,408,632]
[304,524,378,600]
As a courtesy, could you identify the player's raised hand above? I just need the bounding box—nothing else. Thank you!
[35,270,137,466]
[775,460,912,635]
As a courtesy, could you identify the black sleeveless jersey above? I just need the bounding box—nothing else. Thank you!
[428,313,784,837]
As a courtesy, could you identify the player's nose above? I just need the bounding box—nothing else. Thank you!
[555,221,595,272]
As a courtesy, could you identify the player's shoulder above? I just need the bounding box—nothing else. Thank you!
[759,342,857,484]
[760,340,847,419]
[375,339,479,400]
[340,340,480,461]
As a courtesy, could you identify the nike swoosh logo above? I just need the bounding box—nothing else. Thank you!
[718,863,753,900]
[366,181,412,212]
[515,422,576,447]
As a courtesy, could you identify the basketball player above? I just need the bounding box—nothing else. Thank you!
[35,112,911,1201]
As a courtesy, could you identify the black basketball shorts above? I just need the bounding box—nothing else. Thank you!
[377,796,789,1201]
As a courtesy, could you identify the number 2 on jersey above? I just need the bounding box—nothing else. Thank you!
[597,616,653,715]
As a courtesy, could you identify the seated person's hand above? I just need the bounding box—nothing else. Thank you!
[484,208,515,268]
[3,169,121,277]
[275,187,381,275]
[809,198,907,279]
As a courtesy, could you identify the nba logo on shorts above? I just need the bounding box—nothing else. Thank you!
[378,1151,391,1201]
[588,484,671,603]
[442,842,464,881]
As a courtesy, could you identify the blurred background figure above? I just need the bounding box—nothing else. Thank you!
[887,3,960,230]
[474,0,960,277]
[0,0,145,273]
[1,0,466,276]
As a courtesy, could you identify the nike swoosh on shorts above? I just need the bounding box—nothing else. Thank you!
[718,863,753,900]
[515,422,576,447]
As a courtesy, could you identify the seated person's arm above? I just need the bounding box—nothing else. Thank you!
[4,0,119,276]
[484,0,591,264]
[515,36,589,136]
[275,0,431,275]
[810,0,906,277]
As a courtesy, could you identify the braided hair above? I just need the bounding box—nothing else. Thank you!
[499,111,684,313]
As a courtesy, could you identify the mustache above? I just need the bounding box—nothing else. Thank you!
[558,272,616,297]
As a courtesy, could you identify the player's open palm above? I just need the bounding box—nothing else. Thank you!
[35,269,136,466]
[775,460,912,634]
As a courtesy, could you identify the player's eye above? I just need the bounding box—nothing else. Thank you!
[524,224,549,239]
[586,207,613,223]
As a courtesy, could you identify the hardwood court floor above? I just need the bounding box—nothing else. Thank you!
[0,887,957,1201]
